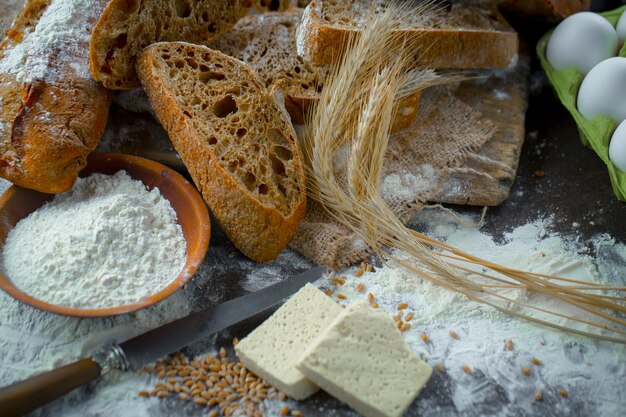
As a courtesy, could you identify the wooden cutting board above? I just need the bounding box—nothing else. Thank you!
[431,56,530,206]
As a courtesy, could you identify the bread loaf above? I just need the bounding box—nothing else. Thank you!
[136,42,306,263]
[210,9,421,130]
[498,0,590,19]
[297,0,519,69]
[0,0,112,193]
[89,0,254,90]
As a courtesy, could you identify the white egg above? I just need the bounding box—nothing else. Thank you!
[609,120,626,172]
[577,57,626,124]
[617,12,626,46]
[547,12,618,74]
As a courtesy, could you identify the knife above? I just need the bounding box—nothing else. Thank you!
[0,266,325,417]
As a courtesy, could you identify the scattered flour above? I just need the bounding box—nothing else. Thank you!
[2,171,187,309]
[322,210,625,417]
[380,165,438,201]
[0,0,105,82]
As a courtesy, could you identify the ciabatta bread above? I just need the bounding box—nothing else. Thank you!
[210,9,421,130]
[0,0,112,193]
[297,0,519,69]
[136,42,306,263]
[89,0,254,90]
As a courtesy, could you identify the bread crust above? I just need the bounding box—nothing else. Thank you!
[498,0,590,19]
[90,0,253,90]
[297,0,519,69]
[136,42,306,263]
[0,0,112,193]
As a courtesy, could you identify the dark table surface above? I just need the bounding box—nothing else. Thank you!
[1,2,624,417]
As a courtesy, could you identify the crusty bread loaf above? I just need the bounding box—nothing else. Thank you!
[498,0,590,19]
[254,0,292,12]
[136,42,306,263]
[89,0,254,90]
[210,9,420,130]
[0,0,112,193]
[297,0,519,69]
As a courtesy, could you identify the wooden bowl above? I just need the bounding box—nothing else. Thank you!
[0,153,210,317]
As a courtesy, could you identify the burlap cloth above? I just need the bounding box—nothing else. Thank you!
[289,85,495,269]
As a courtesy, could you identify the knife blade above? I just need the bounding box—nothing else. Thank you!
[0,265,325,417]
[121,265,325,369]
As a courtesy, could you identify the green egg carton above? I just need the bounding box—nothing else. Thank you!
[537,6,626,201]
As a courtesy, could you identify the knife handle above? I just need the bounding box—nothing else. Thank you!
[0,358,101,417]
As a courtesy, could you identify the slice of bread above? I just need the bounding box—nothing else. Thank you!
[0,0,112,193]
[136,42,306,263]
[89,0,254,90]
[210,9,420,130]
[499,0,590,19]
[297,0,519,69]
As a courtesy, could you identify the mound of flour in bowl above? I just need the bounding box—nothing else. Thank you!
[1,171,187,309]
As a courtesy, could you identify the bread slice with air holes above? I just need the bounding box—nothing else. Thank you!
[209,8,420,130]
[297,0,519,69]
[89,0,254,90]
[136,42,306,263]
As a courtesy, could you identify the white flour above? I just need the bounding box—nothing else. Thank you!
[323,210,626,417]
[2,171,187,309]
[0,0,105,82]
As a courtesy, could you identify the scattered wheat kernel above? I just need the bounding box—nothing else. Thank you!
[356,283,365,293]
[219,348,227,358]
[372,303,379,308]
[398,303,409,310]
[522,367,531,376]
[360,262,366,269]
[535,391,542,401]
[355,269,364,277]
[463,365,471,374]
[405,313,414,322]
[280,406,290,416]
[292,411,303,417]
[393,315,401,322]
[401,323,411,332]
[558,389,568,398]
[366,264,373,272]
[337,294,347,300]
[532,358,542,366]
[449,330,459,339]
[232,338,239,346]
[208,410,219,417]
[179,393,190,401]
[396,321,403,329]
[421,333,429,343]
[368,293,375,303]
[138,391,150,398]
[324,289,332,296]
[505,339,514,350]
[434,363,445,372]
[156,391,169,398]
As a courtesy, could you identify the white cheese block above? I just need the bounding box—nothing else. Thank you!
[298,299,432,417]
[234,283,343,399]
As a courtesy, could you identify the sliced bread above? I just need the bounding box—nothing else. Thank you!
[136,42,306,263]
[89,0,253,90]
[499,0,590,19]
[210,9,420,130]
[297,0,519,69]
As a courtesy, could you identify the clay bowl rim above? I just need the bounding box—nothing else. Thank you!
[0,152,210,317]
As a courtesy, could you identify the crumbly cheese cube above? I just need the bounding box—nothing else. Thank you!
[298,299,432,417]
[234,283,343,399]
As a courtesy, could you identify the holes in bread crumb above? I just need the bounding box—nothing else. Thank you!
[113,33,128,49]
[273,146,293,160]
[175,60,185,69]
[208,22,217,33]
[208,136,218,145]
[120,0,139,14]
[244,172,256,191]
[201,11,209,22]
[213,95,237,118]
[270,155,286,176]
[200,71,225,83]
[183,110,192,119]
[236,128,247,138]
[185,58,198,69]
[294,66,301,74]
[258,183,269,195]
[228,160,238,172]
[277,183,287,197]
[173,0,192,18]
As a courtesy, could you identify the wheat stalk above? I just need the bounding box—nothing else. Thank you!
[302,2,626,344]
